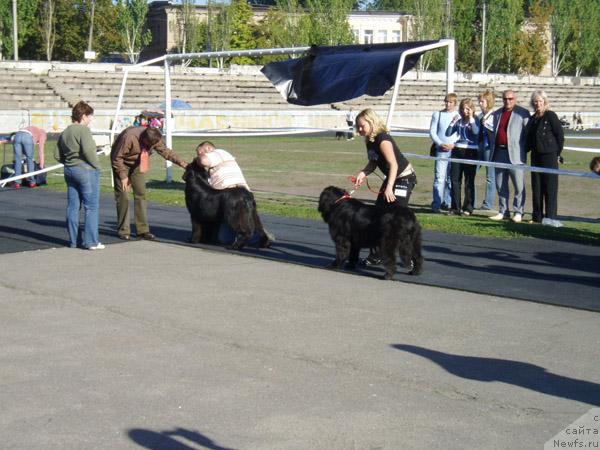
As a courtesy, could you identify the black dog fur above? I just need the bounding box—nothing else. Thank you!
[318,185,423,279]
[182,158,271,250]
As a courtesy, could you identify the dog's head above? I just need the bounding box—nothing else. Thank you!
[318,186,347,222]
[182,157,210,185]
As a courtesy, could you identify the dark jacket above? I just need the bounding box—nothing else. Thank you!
[527,110,564,157]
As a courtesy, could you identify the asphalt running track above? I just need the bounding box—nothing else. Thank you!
[1,186,599,312]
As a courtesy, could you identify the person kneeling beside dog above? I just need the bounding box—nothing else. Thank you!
[195,141,273,245]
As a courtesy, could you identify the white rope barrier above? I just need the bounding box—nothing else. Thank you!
[404,153,600,179]
[0,147,110,188]
[1,128,599,188]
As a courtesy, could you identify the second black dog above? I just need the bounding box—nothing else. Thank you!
[318,185,423,279]
[183,158,271,250]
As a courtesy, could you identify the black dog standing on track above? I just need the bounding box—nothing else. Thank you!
[318,186,423,280]
[182,158,271,250]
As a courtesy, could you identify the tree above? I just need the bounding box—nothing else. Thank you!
[206,1,232,68]
[548,0,574,76]
[514,0,549,76]
[570,0,600,76]
[115,0,152,63]
[303,0,355,46]
[39,0,57,61]
[174,0,205,66]
[0,0,40,60]
[254,0,309,63]
[50,1,89,61]
[228,0,256,64]
[483,0,524,73]
[93,0,123,58]
[451,0,479,72]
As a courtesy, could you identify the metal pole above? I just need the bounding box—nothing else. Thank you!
[480,0,486,73]
[12,0,18,61]
[164,60,173,183]
[87,0,96,54]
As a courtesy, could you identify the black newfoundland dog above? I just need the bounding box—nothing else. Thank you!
[318,186,423,279]
[182,158,271,250]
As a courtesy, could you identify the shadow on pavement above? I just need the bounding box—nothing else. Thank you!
[392,344,600,407]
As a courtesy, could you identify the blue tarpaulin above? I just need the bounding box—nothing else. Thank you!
[261,41,439,106]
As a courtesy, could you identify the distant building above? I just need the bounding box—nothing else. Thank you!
[142,1,413,61]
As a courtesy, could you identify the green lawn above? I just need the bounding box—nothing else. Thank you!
[41,133,600,245]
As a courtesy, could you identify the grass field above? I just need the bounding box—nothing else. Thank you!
[36,132,600,245]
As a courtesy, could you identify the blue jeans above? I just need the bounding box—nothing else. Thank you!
[432,148,452,209]
[478,146,496,209]
[64,165,101,248]
[13,131,35,184]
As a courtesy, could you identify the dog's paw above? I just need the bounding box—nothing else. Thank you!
[408,259,423,276]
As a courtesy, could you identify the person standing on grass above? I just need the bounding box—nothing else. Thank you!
[57,101,104,250]
[110,126,188,241]
[526,90,564,227]
[489,89,530,223]
[477,89,497,210]
[429,93,459,213]
[445,98,480,216]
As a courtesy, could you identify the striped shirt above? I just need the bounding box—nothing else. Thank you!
[205,149,249,190]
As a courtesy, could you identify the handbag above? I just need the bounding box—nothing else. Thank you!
[429,143,437,157]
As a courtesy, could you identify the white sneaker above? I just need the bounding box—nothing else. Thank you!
[542,218,563,228]
[88,243,105,250]
[490,213,505,221]
[512,213,522,223]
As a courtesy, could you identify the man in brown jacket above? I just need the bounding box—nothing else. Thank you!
[111,126,188,240]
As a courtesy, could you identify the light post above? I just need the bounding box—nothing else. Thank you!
[86,0,96,62]
[12,0,18,61]
[480,0,486,73]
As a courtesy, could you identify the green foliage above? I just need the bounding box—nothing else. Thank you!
[483,0,524,73]
[115,0,152,63]
[451,0,479,73]
[549,0,575,76]
[229,0,256,64]
[514,0,549,76]
[52,1,89,62]
[303,0,355,46]
[254,0,309,62]
[0,0,40,60]
[570,0,600,76]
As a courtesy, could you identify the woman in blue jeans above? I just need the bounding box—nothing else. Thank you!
[57,101,103,250]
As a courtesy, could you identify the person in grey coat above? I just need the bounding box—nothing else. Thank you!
[489,90,530,223]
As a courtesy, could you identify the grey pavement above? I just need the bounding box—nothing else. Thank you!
[1,187,600,450]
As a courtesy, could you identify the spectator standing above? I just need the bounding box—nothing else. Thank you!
[57,101,103,250]
[12,126,47,188]
[477,90,496,210]
[445,98,480,215]
[345,107,355,140]
[526,90,564,227]
[489,90,530,223]
[429,93,459,213]
[110,126,188,241]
